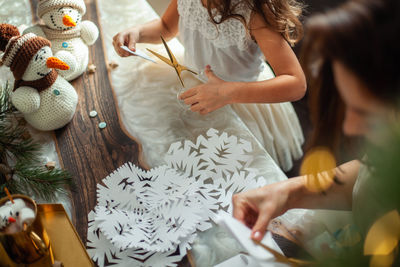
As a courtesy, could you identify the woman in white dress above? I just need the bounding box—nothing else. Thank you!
[112,0,306,171]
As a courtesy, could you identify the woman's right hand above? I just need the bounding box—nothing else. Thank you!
[232,178,303,241]
[112,27,140,57]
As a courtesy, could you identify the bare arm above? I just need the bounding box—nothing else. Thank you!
[288,160,361,210]
[229,12,306,103]
[232,160,361,240]
[112,0,179,57]
[179,12,306,114]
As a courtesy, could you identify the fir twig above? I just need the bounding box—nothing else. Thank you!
[0,82,74,200]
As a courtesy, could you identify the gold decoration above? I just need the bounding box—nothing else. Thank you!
[87,64,96,74]
[45,161,56,170]
[107,61,119,70]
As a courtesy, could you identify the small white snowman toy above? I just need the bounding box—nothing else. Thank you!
[24,0,99,81]
[0,199,35,230]
[0,24,78,131]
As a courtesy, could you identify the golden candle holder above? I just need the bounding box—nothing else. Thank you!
[0,194,52,265]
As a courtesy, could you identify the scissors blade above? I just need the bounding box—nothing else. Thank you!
[160,36,179,68]
[146,48,174,67]
[147,48,185,87]
[160,36,185,87]
[175,69,185,88]
[180,65,198,75]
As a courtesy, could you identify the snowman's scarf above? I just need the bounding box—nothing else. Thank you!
[40,24,81,40]
[13,69,58,92]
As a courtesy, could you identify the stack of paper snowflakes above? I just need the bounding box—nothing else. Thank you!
[87,129,266,266]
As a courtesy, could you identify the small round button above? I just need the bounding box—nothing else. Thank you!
[62,42,68,48]
[53,89,60,95]
[89,110,98,118]
[98,122,107,129]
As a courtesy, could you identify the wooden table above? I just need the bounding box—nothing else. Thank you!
[30,0,148,245]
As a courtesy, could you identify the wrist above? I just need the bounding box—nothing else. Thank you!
[134,26,142,43]
[286,176,310,210]
[225,81,242,104]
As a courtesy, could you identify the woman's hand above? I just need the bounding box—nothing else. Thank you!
[232,178,303,241]
[112,27,140,57]
[179,66,235,115]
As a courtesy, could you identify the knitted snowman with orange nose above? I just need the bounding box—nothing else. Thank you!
[0,24,78,131]
[23,0,99,81]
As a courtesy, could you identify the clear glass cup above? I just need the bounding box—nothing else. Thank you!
[176,70,207,110]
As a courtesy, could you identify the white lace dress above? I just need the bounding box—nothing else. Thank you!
[178,0,304,171]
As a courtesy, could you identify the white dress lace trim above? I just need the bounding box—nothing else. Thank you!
[177,0,253,51]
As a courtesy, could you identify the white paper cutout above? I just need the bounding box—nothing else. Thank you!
[216,212,282,261]
[88,129,267,266]
[87,210,184,267]
[120,45,157,63]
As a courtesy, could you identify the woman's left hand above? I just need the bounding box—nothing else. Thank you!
[179,65,234,115]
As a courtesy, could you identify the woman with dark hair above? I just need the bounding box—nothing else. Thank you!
[232,0,400,252]
[112,0,307,172]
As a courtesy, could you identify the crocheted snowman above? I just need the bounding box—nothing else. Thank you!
[0,24,78,131]
[24,0,99,81]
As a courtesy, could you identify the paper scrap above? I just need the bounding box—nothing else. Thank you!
[120,45,157,63]
[216,212,283,261]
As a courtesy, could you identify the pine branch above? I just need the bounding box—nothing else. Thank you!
[0,82,16,118]
[0,83,40,162]
[0,82,74,201]
[0,161,73,201]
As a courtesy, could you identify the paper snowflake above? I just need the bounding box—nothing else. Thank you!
[88,129,266,266]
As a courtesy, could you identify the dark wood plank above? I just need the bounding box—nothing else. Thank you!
[30,0,148,244]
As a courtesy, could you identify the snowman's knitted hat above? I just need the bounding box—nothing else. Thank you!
[37,0,86,18]
[0,24,51,81]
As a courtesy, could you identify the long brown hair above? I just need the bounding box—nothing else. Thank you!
[301,0,400,155]
[206,0,304,45]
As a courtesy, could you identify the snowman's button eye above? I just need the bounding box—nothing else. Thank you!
[62,42,68,48]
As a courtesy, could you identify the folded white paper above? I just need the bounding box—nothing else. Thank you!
[120,45,157,63]
[216,212,284,261]
[214,254,262,267]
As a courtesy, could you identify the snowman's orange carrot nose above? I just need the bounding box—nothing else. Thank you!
[46,57,70,70]
[63,15,76,27]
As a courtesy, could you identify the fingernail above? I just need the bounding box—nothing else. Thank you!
[252,231,262,240]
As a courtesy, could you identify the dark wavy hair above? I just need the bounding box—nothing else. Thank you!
[206,0,304,45]
[301,0,400,154]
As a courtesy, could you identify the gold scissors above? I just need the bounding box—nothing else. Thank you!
[147,36,198,87]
